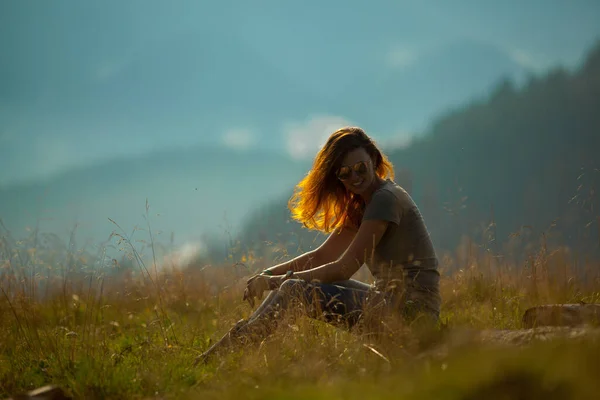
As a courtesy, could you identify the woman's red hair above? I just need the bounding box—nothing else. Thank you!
[288,127,395,233]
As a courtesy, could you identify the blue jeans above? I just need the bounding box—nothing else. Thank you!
[273,278,437,329]
[295,279,373,327]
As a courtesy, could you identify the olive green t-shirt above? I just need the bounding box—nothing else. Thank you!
[362,179,441,314]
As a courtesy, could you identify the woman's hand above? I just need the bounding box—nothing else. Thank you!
[243,274,282,307]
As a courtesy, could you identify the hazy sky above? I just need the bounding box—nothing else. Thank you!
[1,0,599,186]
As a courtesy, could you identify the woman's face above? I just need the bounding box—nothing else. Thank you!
[336,148,376,195]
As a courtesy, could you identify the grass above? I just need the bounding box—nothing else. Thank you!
[1,218,600,399]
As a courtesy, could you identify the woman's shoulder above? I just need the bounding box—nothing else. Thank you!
[375,179,409,198]
[373,179,415,208]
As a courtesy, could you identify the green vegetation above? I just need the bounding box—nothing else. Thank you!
[1,220,599,399]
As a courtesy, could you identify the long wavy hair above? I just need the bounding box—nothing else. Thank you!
[288,127,395,233]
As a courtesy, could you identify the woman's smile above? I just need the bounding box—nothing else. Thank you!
[351,178,364,187]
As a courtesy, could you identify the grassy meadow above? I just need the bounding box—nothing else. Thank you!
[1,216,600,400]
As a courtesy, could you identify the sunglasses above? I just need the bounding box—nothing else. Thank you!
[336,160,369,181]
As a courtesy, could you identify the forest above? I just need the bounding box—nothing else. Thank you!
[237,40,600,268]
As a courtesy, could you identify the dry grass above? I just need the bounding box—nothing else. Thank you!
[1,219,600,399]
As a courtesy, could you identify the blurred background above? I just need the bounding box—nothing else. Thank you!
[1,0,599,266]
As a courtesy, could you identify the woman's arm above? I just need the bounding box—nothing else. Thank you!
[283,219,389,284]
[244,222,383,305]
[262,225,357,276]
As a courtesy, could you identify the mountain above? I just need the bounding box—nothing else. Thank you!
[0,145,311,252]
[237,40,600,262]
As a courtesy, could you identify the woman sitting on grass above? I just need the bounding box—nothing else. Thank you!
[195,126,441,365]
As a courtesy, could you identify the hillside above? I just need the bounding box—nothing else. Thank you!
[0,146,310,252]
[238,40,600,263]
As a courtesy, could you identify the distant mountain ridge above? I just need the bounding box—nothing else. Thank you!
[0,144,311,250]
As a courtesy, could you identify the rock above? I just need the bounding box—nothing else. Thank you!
[416,325,600,361]
[522,304,600,328]
[479,326,600,346]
